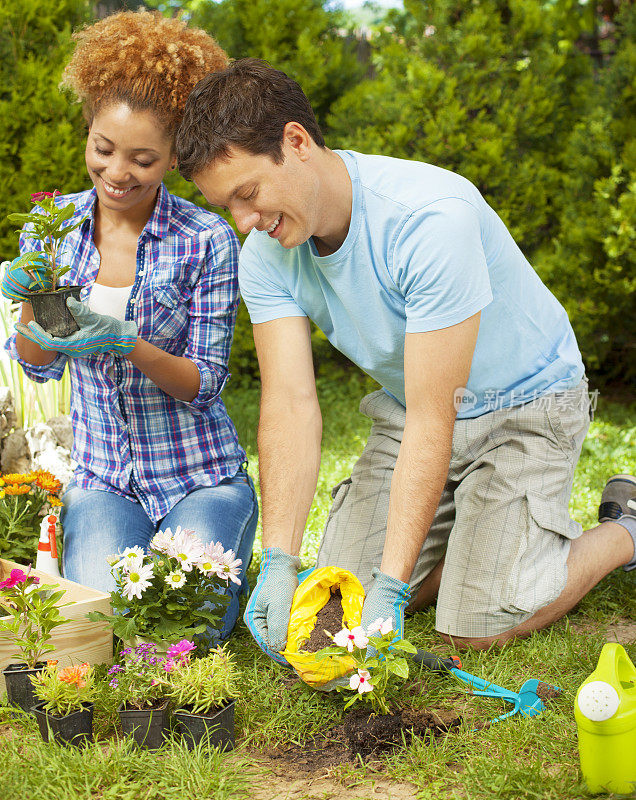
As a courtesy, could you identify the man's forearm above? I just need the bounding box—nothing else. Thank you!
[381,418,453,582]
[257,394,322,555]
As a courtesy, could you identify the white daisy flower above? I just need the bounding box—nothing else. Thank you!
[115,546,146,573]
[197,541,225,575]
[334,626,369,652]
[165,570,186,589]
[167,528,204,572]
[217,549,243,585]
[122,563,154,601]
[350,668,374,694]
[150,528,174,554]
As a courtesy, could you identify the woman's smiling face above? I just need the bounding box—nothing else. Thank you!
[85,102,174,215]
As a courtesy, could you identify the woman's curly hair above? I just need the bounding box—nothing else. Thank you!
[61,10,227,137]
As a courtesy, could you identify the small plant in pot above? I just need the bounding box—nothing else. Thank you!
[89,528,239,649]
[31,660,95,747]
[6,190,87,337]
[167,642,239,752]
[0,566,69,712]
[108,642,172,750]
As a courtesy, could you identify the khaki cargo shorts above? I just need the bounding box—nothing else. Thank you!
[316,379,591,638]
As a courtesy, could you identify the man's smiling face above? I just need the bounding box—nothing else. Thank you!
[193,141,320,249]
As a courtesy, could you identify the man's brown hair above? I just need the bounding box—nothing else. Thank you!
[176,58,326,179]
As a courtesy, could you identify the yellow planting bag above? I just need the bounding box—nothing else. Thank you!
[281,566,365,688]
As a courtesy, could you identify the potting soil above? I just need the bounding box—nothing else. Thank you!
[303,589,344,653]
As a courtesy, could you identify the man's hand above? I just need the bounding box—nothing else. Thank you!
[244,547,301,664]
[361,567,411,641]
[1,255,49,302]
[16,297,138,357]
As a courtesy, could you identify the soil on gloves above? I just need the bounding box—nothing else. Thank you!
[263,706,462,771]
[302,589,345,653]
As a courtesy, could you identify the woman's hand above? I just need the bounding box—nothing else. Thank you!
[1,256,49,302]
[15,297,138,357]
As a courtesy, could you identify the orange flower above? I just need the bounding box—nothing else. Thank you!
[2,473,36,484]
[47,495,62,507]
[46,659,59,668]
[35,471,62,493]
[58,663,90,688]
[3,484,31,495]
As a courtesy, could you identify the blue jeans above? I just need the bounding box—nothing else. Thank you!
[61,470,258,641]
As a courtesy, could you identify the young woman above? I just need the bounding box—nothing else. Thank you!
[1,11,257,641]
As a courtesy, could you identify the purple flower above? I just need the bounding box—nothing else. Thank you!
[121,648,132,655]
[109,678,119,688]
[107,664,124,675]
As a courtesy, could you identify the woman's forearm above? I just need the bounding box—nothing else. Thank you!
[125,338,201,402]
[15,303,58,366]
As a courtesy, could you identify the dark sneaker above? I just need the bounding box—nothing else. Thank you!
[599,474,636,523]
[599,475,636,571]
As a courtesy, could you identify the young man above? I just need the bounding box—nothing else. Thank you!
[176,58,636,663]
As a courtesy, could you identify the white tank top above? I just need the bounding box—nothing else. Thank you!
[87,283,133,322]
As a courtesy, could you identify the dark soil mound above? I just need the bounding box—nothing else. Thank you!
[302,589,344,653]
[343,707,461,759]
[263,706,462,772]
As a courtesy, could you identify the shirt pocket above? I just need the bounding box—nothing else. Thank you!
[150,284,190,341]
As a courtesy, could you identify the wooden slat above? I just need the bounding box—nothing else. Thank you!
[0,558,113,691]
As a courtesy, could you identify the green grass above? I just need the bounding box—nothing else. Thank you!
[2,376,635,799]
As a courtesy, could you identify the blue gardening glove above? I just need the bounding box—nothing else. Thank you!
[244,547,301,665]
[1,255,49,302]
[15,297,138,357]
[361,567,411,644]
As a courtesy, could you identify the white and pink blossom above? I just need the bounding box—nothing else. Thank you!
[350,668,374,694]
[334,626,369,652]
[217,549,242,585]
[367,617,393,636]
[167,528,204,572]
[150,528,174,554]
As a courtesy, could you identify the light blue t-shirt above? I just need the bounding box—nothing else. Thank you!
[239,150,584,418]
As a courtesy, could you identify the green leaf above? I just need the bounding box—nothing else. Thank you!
[389,657,409,679]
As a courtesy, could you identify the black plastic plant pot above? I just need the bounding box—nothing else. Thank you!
[32,702,94,747]
[175,699,236,752]
[3,662,45,713]
[118,700,171,750]
[26,285,82,337]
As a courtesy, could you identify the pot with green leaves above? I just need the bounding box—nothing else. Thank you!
[108,642,172,750]
[31,661,95,746]
[4,190,87,337]
[0,566,69,712]
[167,642,239,751]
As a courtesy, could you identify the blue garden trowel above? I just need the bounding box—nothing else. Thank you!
[412,650,556,724]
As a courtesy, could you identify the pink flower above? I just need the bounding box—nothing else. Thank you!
[0,568,31,589]
[30,190,61,202]
[218,549,242,585]
[163,659,175,673]
[166,639,196,660]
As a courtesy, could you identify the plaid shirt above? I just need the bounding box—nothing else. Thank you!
[5,185,246,521]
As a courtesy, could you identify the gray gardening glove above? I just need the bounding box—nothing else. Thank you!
[244,547,301,665]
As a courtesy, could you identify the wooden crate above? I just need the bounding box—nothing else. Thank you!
[0,558,113,691]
